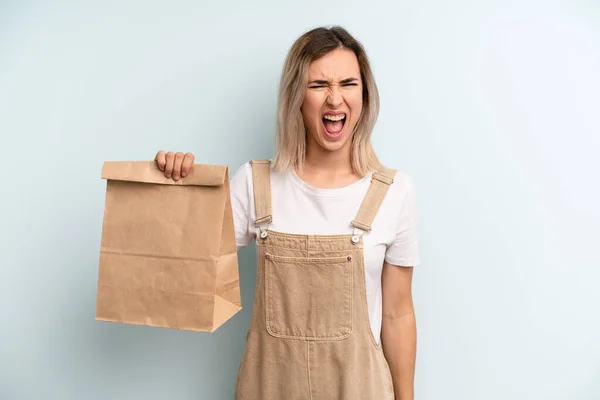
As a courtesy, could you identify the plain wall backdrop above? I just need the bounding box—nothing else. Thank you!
[1,1,599,399]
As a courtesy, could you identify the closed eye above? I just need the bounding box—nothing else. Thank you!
[309,83,358,89]
[308,77,360,89]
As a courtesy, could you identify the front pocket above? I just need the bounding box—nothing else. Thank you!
[264,253,353,340]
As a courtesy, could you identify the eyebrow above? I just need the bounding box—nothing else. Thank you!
[308,77,360,85]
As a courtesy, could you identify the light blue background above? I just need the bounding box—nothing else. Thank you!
[1,1,599,399]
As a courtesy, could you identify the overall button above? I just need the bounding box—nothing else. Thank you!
[260,231,268,239]
[351,235,360,244]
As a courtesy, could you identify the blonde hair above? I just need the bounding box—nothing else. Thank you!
[272,26,383,176]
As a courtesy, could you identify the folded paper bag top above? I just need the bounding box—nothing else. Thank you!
[96,161,241,332]
[101,160,226,186]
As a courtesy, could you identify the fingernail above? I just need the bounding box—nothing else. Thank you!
[173,174,179,180]
[181,172,186,177]
[166,174,171,178]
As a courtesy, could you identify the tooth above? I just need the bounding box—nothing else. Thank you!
[324,114,346,121]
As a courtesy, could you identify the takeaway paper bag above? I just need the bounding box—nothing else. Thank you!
[95,161,241,332]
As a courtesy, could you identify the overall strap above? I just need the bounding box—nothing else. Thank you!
[250,160,273,226]
[351,167,397,232]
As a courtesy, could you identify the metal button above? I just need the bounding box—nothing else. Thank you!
[351,235,360,244]
[260,231,268,239]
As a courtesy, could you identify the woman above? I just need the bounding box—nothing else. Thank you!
[155,26,419,400]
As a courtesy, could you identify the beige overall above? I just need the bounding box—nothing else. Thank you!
[234,160,397,400]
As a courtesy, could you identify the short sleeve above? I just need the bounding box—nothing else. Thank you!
[229,162,254,250]
[384,175,421,267]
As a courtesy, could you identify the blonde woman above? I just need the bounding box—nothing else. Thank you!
[155,26,419,400]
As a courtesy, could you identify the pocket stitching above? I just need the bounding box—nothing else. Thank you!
[265,254,353,341]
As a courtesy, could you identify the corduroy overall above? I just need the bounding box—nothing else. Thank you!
[234,160,397,400]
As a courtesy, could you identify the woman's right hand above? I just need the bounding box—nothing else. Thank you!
[154,150,195,181]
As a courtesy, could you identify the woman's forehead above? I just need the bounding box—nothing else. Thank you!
[307,49,360,80]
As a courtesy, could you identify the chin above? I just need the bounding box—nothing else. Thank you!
[316,129,352,153]
[320,138,349,153]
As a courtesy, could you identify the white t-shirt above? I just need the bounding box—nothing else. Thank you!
[229,161,420,343]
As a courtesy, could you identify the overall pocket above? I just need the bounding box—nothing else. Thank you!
[264,253,353,340]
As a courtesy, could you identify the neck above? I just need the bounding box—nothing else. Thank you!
[295,140,361,189]
[302,142,353,175]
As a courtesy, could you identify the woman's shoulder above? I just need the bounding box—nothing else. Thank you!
[376,166,416,203]
[230,159,284,196]
[230,160,253,180]
[230,159,275,179]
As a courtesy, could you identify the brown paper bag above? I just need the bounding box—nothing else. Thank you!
[95,161,241,332]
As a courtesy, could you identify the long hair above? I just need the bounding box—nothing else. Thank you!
[272,26,382,176]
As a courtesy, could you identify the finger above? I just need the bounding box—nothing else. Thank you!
[164,152,175,178]
[181,153,195,177]
[172,152,185,181]
[154,150,166,171]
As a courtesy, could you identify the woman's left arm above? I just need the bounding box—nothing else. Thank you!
[381,261,416,400]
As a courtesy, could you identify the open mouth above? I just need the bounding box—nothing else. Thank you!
[322,113,346,139]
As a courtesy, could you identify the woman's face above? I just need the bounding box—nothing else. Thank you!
[301,48,363,155]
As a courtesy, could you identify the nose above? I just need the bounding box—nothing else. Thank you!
[326,86,343,108]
